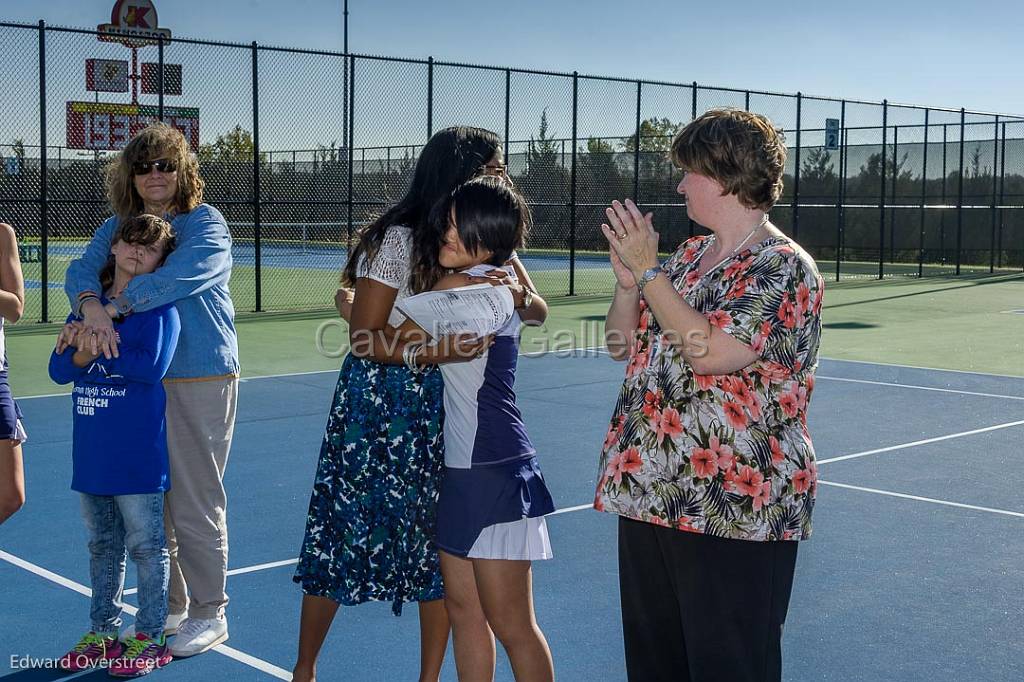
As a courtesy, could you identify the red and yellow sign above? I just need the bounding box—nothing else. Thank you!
[66,102,199,151]
[98,0,172,48]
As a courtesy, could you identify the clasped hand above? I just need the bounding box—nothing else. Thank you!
[600,199,660,290]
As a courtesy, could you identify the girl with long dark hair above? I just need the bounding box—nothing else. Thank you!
[292,127,543,682]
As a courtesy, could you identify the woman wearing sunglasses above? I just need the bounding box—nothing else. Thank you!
[61,123,238,659]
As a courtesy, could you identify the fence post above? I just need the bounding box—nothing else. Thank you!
[251,42,261,312]
[956,108,965,275]
[878,100,887,279]
[793,93,801,239]
[569,71,578,297]
[504,69,510,164]
[745,90,750,111]
[941,124,947,264]
[157,34,165,121]
[919,110,929,277]
[999,122,1007,270]
[990,116,999,273]
[689,82,697,238]
[633,80,641,201]
[426,57,434,138]
[890,125,898,266]
[347,57,355,245]
[38,20,49,323]
[835,100,845,281]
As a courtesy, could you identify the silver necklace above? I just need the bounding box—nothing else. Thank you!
[702,214,769,275]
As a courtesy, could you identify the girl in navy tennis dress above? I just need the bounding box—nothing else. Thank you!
[400,176,556,681]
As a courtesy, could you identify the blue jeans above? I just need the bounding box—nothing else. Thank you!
[80,493,169,637]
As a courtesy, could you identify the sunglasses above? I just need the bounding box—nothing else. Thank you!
[132,159,178,175]
[482,163,508,177]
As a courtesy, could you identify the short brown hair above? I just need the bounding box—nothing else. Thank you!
[105,123,205,220]
[99,214,177,291]
[671,109,787,210]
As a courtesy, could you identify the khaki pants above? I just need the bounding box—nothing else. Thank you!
[163,376,238,620]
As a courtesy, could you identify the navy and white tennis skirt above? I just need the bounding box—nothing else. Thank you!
[0,369,27,443]
[436,456,555,561]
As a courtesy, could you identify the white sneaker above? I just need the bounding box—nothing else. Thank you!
[123,611,187,639]
[168,617,228,658]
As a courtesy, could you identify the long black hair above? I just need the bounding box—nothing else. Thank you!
[342,126,501,292]
[430,175,530,267]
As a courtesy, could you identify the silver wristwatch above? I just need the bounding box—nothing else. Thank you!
[636,266,661,292]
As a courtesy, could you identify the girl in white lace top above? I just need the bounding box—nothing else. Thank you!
[292,127,546,682]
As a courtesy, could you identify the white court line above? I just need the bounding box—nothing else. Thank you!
[817,419,1024,465]
[124,558,301,595]
[815,374,1024,401]
[549,503,594,516]
[128,506,600,597]
[0,549,292,680]
[819,352,1024,378]
[819,480,1024,519]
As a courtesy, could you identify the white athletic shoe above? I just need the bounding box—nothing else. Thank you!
[168,617,228,658]
[123,611,187,639]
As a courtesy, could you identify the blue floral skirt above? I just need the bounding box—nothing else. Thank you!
[293,354,445,615]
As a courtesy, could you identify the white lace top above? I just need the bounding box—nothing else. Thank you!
[355,225,415,328]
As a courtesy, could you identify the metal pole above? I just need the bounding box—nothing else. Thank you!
[157,34,165,121]
[836,100,845,281]
[841,116,849,266]
[569,72,578,296]
[941,124,947,264]
[990,117,999,272]
[38,20,49,322]
[251,42,262,312]
[793,92,801,239]
[745,90,750,111]
[878,100,888,279]
[890,126,898,266]
[426,56,434,139]
[342,0,349,156]
[504,69,510,164]
[633,80,641,201]
[956,108,965,275]
[689,82,697,237]
[347,57,355,244]
[919,110,929,277]
[999,122,1007,269]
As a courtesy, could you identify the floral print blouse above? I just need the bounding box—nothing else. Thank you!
[594,234,824,541]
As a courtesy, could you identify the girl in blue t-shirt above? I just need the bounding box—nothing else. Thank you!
[398,176,556,681]
[49,214,180,678]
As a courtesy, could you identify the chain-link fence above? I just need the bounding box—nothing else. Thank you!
[2,20,1023,322]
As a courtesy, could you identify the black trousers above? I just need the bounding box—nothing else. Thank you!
[618,517,799,682]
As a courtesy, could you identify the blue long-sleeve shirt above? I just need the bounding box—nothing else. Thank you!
[49,303,181,495]
[64,203,239,379]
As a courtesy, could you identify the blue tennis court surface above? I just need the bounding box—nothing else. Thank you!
[3,353,1023,680]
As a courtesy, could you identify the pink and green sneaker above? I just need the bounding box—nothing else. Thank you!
[108,632,172,678]
[59,631,124,671]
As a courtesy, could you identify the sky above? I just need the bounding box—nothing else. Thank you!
[2,0,1022,157]
[4,0,1022,115]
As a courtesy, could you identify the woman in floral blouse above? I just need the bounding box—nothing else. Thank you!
[595,108,823,682]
